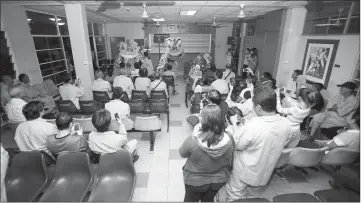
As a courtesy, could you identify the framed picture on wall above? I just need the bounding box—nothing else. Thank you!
[301,39,339,88]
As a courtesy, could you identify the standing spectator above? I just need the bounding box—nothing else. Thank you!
[150,72,168,98]
[222,64,236,84]
[88,110,138,158]
[14,101,58,156]
[46,112,88,154]
[141,52,154,76]
[92,70,112,98]
[0,75,14,106]
[113,68,134,99]
[179,104,234,202]
[5,85,27,123]
[134,68,152,96]
[211,71,229,94]
[220,86,290,201]
[59,75,85,109]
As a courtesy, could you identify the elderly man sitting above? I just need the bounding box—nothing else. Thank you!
[308,82,358,140]
[150,72,168,98]
[18,73,56,113]
[92,70,113,98]
[5,85,27,124]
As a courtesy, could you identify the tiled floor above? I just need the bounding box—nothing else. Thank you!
[0,68,334,202]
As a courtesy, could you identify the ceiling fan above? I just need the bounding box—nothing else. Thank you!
[314,8,344,27]
[95,1,175,13]
[197,17,228,28]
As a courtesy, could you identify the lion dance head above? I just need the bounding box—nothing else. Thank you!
[156,37,184,72]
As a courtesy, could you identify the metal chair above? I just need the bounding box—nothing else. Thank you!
[134,116,161,152]
[274,148,293,179]
[93,91,111,102]
[314,189,360,202]
[56,100,79,113]
[163,75,176,95]
[6,151,48,202]
[321,148,359,166]
[79,100,102,114]
[273,193,320,202]
[131,90,148,101]
[151,90,168,103]
[288,147,328,175]
[88,150,136,202]
[149,99,169,132]
[39,152,92,202]
[127,99,146,114]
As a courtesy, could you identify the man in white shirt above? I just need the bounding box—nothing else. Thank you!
[14,101,58,156]
[225,83,256,121]
[92,70,112,98]
[222,65,236,84]
[221,86,291,201]
[150,72,168,98]
[59,75,85,109]
[113,68,134,99]
[211,71,229,94]
[5,85,27,123]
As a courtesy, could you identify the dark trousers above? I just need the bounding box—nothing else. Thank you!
[184,182,225,202]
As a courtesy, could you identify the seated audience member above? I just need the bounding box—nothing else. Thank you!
[226,81,256,121]
[206,90,229,123]
[179,104,234,202]
[220,86,291,201]
[46,112,88,154]
[92,70,112,98]
[1,75,14,106]
[105,87,134,130]
[113,68,134,99]
[150,72,168,98]
[308,82,325,115]
[162,64,176,78]
[134,68,151,96]
[5,85,27,123]
[276,88,311,147]
[1,145,9,202]
[104,67,115,82]
[59,75,85,109]
[222,64,236,84]
[314,108,360,152]
[14,101,58,156]
[193,77,213,93]
[261,72,277,89]
[308,82,358,140]
[18,73,56,112]
[211,71,229,94]
[88,109,138,157]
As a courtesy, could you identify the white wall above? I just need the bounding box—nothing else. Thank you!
[1,4,42,83]
[276,7,360,99]
[214,24,232,70]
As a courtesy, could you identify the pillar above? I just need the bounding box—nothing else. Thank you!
[65,4,94,100]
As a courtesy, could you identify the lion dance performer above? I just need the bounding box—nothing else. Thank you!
[156,37,184,73]
[113,39,141,75]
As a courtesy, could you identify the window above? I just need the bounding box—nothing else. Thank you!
[303,1,360,35]
[26,11,75,85]
[88,22,107,68]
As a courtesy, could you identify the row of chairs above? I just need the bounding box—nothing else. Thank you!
[93,89,169,103]
[275,146,359,177]
[6,150,135,202]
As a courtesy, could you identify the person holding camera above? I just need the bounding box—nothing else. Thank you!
[59,75,85,109]
[46,112,88,155]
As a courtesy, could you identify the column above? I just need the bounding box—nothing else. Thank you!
[65,4,94,100]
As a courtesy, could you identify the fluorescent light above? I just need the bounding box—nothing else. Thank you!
[57,22,65,26]
[152,18,165,22]
[49,17,62,22]
[180,10,197,16]
[27,18,32,21]
[237,4,245,18]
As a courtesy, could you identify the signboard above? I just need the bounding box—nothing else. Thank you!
[153,34,170,43]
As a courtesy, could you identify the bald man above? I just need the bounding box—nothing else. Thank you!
[0,75,14,106]
[5,85,27,123]
[113,68,134,99]
[150,72,168,98]
[92,70,112,98]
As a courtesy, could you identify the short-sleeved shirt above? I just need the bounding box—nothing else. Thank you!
[105,100,130,119]
[150,79,168,97]
[113,75,134,98]
[59,84,85,109]
[15,118,58,154]
[134,77,151,95]
[332,130,360,152]
[92,78,112,95]
[46,133,88,154]
[5,98,27,123]
[211,79,229,94]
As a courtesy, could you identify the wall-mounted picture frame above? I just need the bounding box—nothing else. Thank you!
[301,39,339,88]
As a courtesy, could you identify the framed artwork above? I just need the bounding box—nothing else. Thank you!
[301,39,339,88]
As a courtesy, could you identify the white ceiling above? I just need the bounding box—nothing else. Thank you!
[2,1,308,23]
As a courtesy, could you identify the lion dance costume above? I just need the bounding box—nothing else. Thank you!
[114,39,143,68]
[156,37,184,73]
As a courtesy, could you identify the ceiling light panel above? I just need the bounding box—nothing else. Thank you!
[152,18,165,22]
[180,10,198,15]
